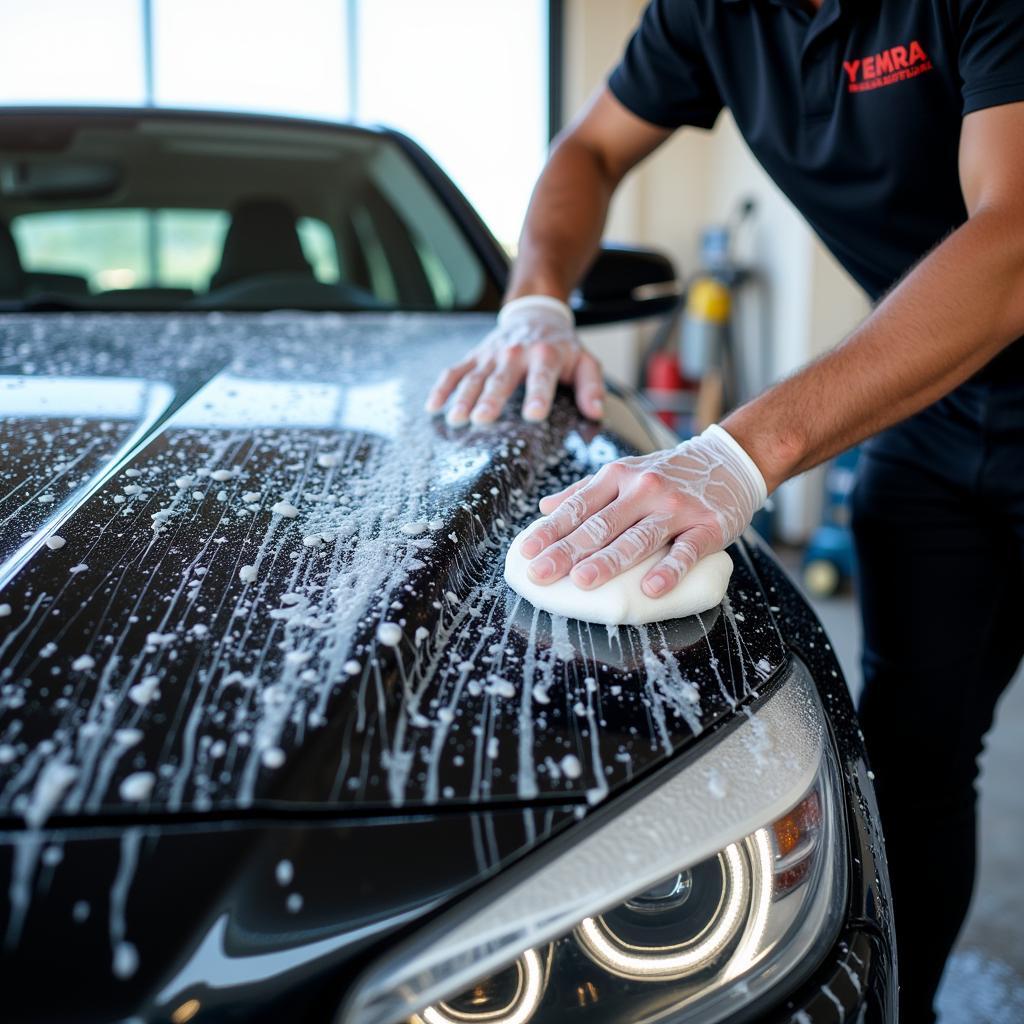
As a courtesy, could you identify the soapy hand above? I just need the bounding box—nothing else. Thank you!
[520,425,767,598]
[424,295,605,426]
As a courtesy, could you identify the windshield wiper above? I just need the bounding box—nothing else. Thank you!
[0,296,89,313]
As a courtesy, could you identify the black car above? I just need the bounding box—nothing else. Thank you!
[0,109,895,1024]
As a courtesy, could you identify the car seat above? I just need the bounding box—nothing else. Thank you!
[208,198,314,291]
[0,220,27,299]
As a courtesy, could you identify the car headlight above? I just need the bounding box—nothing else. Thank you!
[342,658,846,1024]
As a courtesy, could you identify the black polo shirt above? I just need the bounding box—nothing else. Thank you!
[608,0,1024,307]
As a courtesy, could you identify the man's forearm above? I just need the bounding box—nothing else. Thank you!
[506,135,618,303]
[724,205,1024,491]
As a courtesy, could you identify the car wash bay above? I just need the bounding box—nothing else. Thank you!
[1,1,1023,1021]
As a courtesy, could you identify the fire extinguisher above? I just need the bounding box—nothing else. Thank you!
[644,344,693,430]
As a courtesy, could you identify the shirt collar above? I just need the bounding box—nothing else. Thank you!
[722,0,842,9]
[721,0,844,32]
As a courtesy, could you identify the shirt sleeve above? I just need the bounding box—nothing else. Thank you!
[956,0,1024,115]
[607,0,722,130]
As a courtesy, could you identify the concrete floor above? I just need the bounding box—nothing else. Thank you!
[791,558,1024,1023]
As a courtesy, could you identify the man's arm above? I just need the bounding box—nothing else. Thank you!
[725,101,1024,489]
[424,87,671,425]
[523,101,1024,597]
[506,87,672,304]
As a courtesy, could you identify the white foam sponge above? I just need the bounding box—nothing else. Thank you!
[503,523,733,626]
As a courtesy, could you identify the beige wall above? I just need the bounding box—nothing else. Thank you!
[560,0,652,385]
[562,0,871,541]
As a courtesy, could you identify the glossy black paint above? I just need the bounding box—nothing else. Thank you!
[574,244,681,324]
[749,539,897,1022]
[0,807,582,1023]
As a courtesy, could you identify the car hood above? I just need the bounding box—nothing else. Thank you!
[0,313,786,825]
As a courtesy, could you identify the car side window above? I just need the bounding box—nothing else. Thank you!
[12,208,230,293]
[348,204,400,304]
[341,184,462,310]
[12,209,151,293]
[12,208,344,295]
[296,217,341,285]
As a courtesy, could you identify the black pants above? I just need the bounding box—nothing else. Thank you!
[852,373,1024,1024]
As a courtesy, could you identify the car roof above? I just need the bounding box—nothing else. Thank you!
[0,104,393,139]
[0,107,409,223]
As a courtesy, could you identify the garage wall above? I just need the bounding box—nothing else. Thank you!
[561,0,871,541]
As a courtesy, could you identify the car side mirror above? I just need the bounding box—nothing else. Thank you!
[573,244,682,325]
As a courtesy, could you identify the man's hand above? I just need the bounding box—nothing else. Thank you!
[424,296,605,426]
[519,425,767,598]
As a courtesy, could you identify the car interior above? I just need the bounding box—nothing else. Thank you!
[0,113,493,312]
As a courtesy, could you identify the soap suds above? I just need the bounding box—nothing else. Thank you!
[119,772,155,802]
[270,500,299,518]
[376,623,403,647]
[261,747,285,769]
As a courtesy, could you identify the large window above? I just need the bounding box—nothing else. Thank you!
[0,0,146,106]
[0,0,549,250]
[151,0,351,120]
[11,209,342,293]
[351,1,549,249]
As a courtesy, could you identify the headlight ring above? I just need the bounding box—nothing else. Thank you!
[414,948,546,1024]
[574,830,774,983]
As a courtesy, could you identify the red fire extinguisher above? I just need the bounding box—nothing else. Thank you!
[644,345,694,429]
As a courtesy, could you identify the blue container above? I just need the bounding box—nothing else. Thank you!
[802,447,860,596]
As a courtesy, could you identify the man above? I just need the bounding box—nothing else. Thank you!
[427,1,1024,1020]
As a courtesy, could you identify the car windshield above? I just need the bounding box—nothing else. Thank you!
[0,113,498,312]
